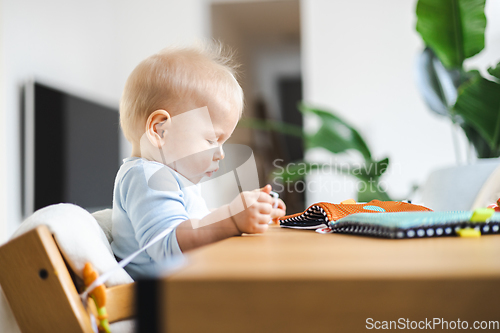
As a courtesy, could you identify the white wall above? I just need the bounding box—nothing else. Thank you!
[0,0,19,330]
[0,0,5,243]
[0,1,207,331]
[301,0,500,205]
[1,0,207,237]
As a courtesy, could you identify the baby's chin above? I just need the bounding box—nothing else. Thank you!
[169,163,214,184]
[173,170,207,185]
[193,172,212,183]
[186,170,217,184]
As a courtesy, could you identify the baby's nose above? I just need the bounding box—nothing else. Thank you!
[214,145,224,160]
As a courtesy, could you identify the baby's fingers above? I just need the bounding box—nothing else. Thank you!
[271,208,286,219]
[257,191,274,205]
[276,198,286,212]
[252,223,269,233]
[260,184,272,194]
[257,202,272,215]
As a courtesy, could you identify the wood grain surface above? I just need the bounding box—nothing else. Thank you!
[159,225,500,332]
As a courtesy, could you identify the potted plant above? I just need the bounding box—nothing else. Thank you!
[240,104,393,202]
[415,0,500,159]
[241,0,499,207]
[415,0,500,210]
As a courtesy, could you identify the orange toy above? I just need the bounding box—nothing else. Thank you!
[83,263,110,333]
[282,200,431,222]
[487,198,500,213]
[280,200,432,230]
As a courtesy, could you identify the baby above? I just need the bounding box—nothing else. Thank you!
[111,44,286,279]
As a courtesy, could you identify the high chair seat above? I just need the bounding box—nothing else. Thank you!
[0,203,136,333]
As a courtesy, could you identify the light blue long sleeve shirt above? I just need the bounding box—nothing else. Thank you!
[111,157,210,280]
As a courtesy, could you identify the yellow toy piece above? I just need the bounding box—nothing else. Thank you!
[457,228,481,238]
[83,262,110,333]
[340,199,356,205]
[470,207,494,223]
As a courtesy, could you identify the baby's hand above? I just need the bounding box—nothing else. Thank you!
[228,184,279,234]
[259,185,286,224]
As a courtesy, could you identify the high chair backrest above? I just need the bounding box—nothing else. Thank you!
[420,160,500,211]
[0,225,135,333]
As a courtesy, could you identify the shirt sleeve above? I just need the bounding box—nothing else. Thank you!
[119,163,188,263]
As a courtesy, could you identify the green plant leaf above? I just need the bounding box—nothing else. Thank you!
[270,158,389,183]
[240,105,394,199]
[270,161,319,183]
[270,159,393,202]
[270,161,357,183]
[453,71,500,154]
[357,180,392,202]
[416,48,466,117]
[237,118,304,138]
[354,157,390,180]
[460,123,498,158]
[299,104,373,161]
[416,0,486,68]
[416,48,455,116]
[488,63,500,80]
[320,158,389,182]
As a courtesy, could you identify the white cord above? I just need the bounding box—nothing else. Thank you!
[90,312,98,333]
[79,223,176,303]
[81,191,281,306]
[269,191,279,224]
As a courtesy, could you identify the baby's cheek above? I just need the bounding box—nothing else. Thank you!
[178,150,212,175]
[196,149,215,168]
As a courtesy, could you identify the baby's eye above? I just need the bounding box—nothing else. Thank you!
[207,139,217,145]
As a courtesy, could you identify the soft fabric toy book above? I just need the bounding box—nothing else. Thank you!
[279,200,432,229]
[326,211,500,239]
[279,200,500,239]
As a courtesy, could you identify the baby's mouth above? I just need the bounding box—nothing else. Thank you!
[205,168,219,177]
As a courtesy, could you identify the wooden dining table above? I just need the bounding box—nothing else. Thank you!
[136,225,500,332]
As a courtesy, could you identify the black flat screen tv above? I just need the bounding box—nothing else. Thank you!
[24,81,120,216]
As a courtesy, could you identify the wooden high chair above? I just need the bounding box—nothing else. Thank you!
[0,225,135,332]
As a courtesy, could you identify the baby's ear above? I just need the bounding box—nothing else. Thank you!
[145,110,171,148]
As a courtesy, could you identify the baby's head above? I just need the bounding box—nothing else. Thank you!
[120,43,244,183]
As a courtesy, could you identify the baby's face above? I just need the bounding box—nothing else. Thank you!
[160,99,239,184]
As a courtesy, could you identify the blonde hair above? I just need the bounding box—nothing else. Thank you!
[120,42,244,144]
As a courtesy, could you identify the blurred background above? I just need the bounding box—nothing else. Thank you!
[1,0,500,242]
[1,0,500,331]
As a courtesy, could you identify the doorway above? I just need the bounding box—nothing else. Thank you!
[211,0,304,213]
